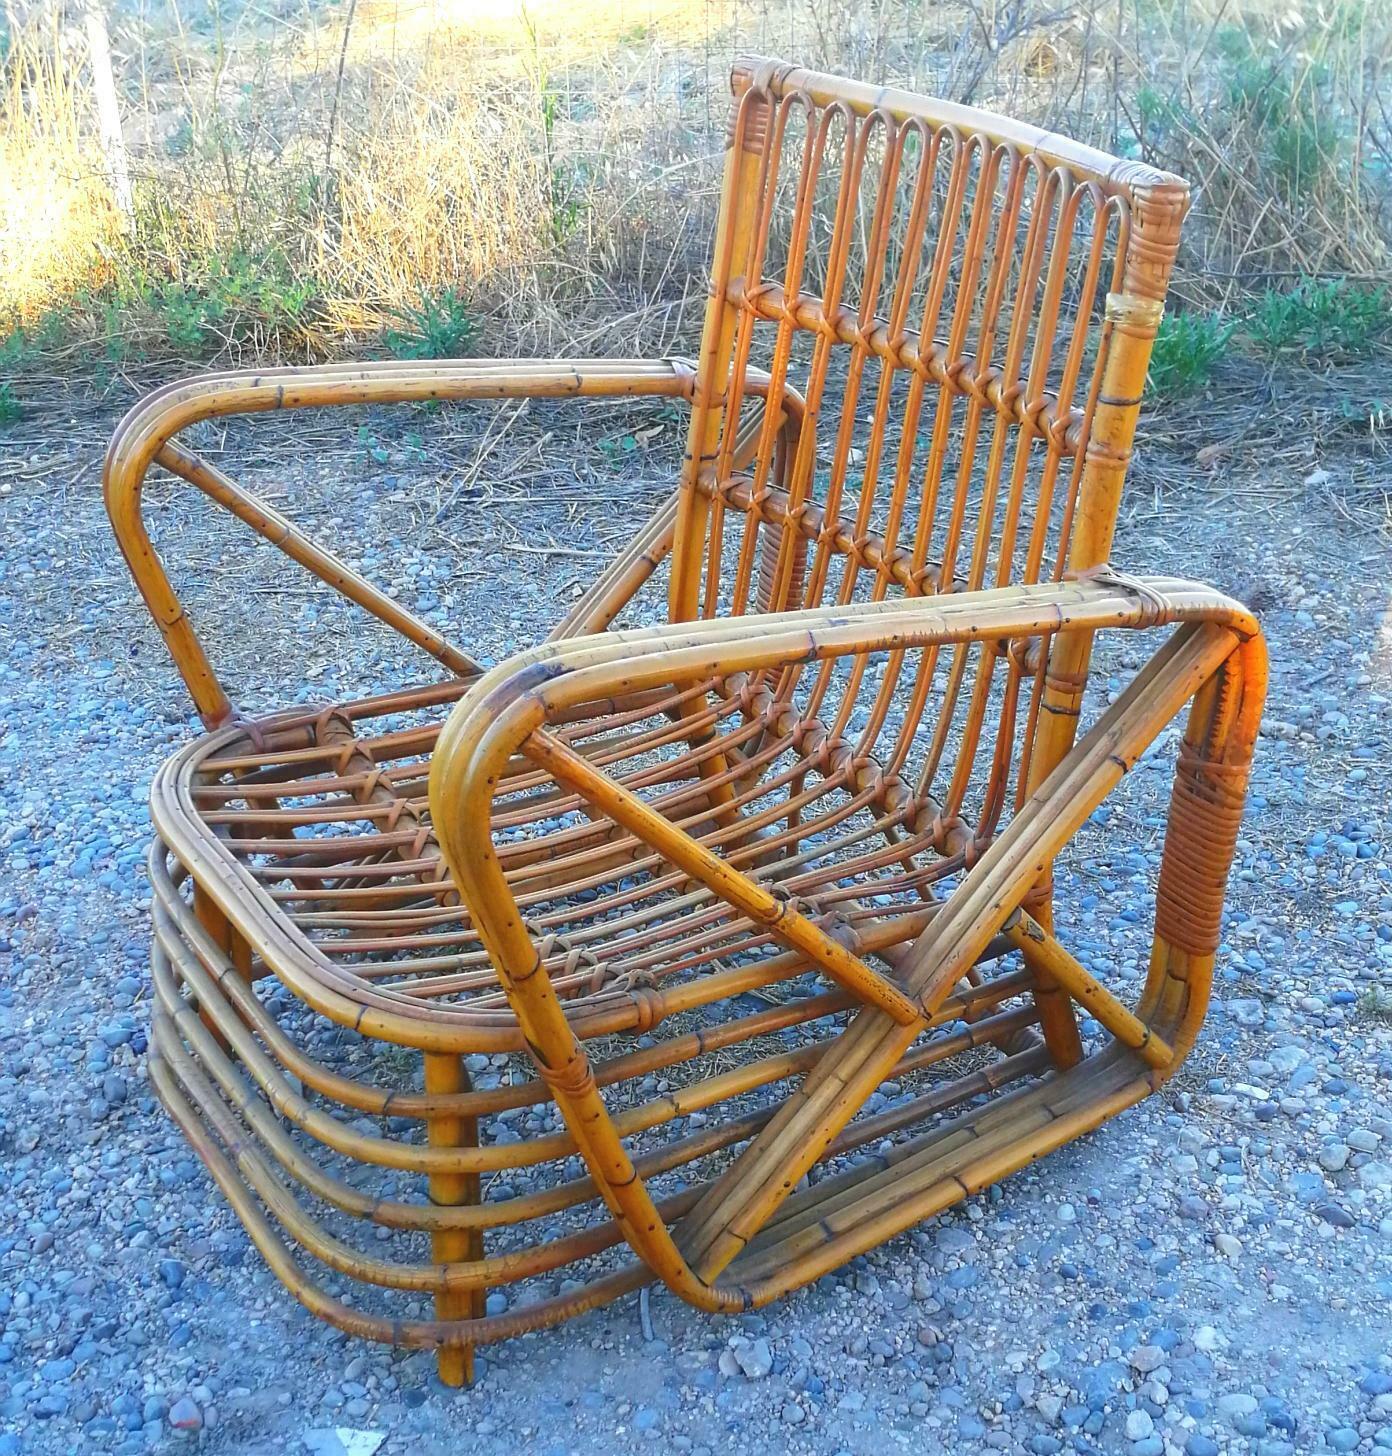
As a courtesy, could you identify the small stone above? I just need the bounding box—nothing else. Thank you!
[1130,1346,1166,1374]
[1218,1393,1259,1421]
[732,1337,773,1380]
[1358,1162,1392,1191]
[1214,1232,1242,1259]
[1348,1129,1382,1153]
[303,1434,385,1456]
[1319,1142,1351,1173]
[1228,998,1265,1028]
[167,1396,203,1431]
[1315,1203,1357,1229]
[1125,1409,1155,1441]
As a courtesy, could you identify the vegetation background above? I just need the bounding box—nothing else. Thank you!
[0,0,1389,443]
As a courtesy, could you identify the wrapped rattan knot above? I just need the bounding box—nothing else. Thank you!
[227,713,271,753]
[882,542,913,587]
[772,701,800,739]
[1067,562,1170,630]
[792,718,828,763]
[630,986,664,1034]
[1021,876,1053,915]
[881,776,913,815]
[962,829,989,869]
[848,753,886,798]
[734,675,772,720]
[844,314,873,355]
[768,883,803,921]
[1006,635,1043,675]
[1021,392,1050,437]
[909,561,940,595]
[945,356,971,391]
[959,363,992,407]
[847,530,876,570]
[896,335,928,379]
[742,278,777,316]
[814,911,862,954]
[822,735,854,779]
[929,812,971,857]
[314,707,361,774]
[994,373,1023,415]
[536,1054,596,1100]
[1044,405,1074,451]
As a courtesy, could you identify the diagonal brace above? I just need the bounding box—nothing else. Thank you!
[525,728,924,1026]
[1005,912,1174,1069]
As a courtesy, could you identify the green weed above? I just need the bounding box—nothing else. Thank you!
[0,382,20,426]
[1147,311,1234,398]
[1246,279,1390,360]
[383,288,476,360]
[1357,986,1392,1023]
[0,312,71,368]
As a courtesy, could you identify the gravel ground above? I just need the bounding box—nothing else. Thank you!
[1,370,1390,1456]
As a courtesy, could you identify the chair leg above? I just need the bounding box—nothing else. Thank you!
[1020,891,1085,1070]
[424,1051,483,1387]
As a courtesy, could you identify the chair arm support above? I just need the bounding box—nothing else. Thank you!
[426,578,1264,1304]
[106,356,809,727]
[104,358,703,727]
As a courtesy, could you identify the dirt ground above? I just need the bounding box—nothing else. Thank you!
[0,363,1390,1455]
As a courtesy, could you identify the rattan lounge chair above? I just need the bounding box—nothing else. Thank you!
[105,58,1265,1385]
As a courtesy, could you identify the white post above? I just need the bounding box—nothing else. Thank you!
[84,2,134,225]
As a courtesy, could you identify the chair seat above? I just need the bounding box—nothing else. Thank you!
[151,667,1012,1051]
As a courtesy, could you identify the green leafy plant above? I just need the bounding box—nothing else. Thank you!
[1147,311,1234,398]
[1246,279,1391,360]
[384,288,477,360]
[1,311,71,370]
[1358,986,1392,1023]
[0,382,21,426]
[357,424,391,464]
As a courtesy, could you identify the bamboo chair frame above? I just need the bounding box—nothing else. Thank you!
[104,58,1265,1387]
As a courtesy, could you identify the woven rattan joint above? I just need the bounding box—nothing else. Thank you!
[105,57,1266,1386]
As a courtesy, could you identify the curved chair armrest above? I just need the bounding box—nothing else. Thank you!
[426,574,1264,1306]
[430,573,1260,1031]
[104,358,705,728]
[433,573,1258,768]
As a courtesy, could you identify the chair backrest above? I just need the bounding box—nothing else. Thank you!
[669,58,1189,625]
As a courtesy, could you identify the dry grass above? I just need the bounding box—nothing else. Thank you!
[0,0,1388,362]
[0,16,119,323]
